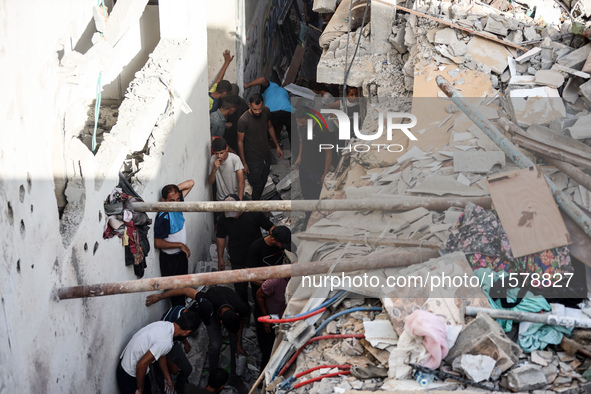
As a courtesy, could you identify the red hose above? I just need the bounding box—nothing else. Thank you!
[295,364,350,379]
[279,334,365,376]
[293,371,351,389]
[257,307,326,323]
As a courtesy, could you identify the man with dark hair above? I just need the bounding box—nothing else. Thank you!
[209,50,234,113]
[246,226,291,369]
[146,286,249,377]
[154,179,194,307]
[215,193,274,300]
[243,77,293,143]
[208,138,244,201]
[223,84,249,153]
[196,368,229,394]
[210,95,241,140]
[117,312,200,394]
[237,93,283,200]
[155,299,213,393]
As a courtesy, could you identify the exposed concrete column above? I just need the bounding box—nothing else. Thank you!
[371,0,396,55]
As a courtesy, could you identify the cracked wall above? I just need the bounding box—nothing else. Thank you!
[0,0,211,392]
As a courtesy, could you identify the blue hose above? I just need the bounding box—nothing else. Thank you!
[285,290,347,318]
[314,306,382,336]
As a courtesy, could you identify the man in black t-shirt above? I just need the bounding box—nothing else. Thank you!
[237,93,284,200]
[216,194,274,301]
[246,226,291,369]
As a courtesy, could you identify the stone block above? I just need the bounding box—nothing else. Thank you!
[452,354,496,382]
[449,40,467,57]
[523,26,538,41]
[580,79,591,104]
[388,26,407,54]
[507,364,548,392]
[445,312,522,372]
[566,114,591,139]
[507,30,523,44]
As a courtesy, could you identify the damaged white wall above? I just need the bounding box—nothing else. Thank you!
[206,0,238,87]
[0,0,211,392]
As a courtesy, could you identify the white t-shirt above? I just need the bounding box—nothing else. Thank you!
[120,321,174,377]
[209,152,244,201]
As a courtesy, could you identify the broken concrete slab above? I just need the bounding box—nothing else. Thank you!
[507,364,548,392]
[434,28,458,45]
[516,47,542,64]
[313,0,337,13]
[566,114,591,140]
[445,312,522,372]
[551,64,590,79]
[453,151,505,173]
[485,14,508,36]
[563,77,586,104]
[362,320,398,349]
[535,70,565,88]
[531,350,554,366]
[509,86,566,127]
[580,79,591,105]
[408,175,489,197]
[452,354,496,382]
[557,43,591,70]
[466,36,512,74]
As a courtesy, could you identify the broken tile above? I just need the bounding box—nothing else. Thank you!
[362,320,398,349]
[507,364,548,391]
[509,86,566,127]
[456,173,471,186]
[557,43,591,70]
[408,175,489,197]
[434,28,458,45]
[453,151,505,173]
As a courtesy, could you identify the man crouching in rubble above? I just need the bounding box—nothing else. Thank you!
[117,311,200,394]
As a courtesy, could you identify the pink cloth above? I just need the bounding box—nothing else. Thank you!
[405,310,448,369]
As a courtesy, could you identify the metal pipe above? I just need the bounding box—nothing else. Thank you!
[511,135,591,170]
[295,232,443,249]
[131,197,493,213]
[57,248,439,299]
[436,75,591,239]
[466,306,591,329]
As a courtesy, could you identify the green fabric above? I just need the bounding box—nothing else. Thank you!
[474,268,570,352]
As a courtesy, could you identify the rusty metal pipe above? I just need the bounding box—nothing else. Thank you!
[295,232,443,249]
[131,197,492,213]
[436,75,591,239]
[56,249,440,300]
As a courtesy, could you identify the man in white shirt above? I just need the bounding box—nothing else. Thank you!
[208,138,245,201]
[117,311,199,394]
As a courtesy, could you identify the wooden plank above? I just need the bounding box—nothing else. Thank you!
[373,0,528,52]
[282,45,306,87]
[486,166,571,258]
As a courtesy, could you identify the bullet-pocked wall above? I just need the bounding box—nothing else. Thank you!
[0,0,211,392]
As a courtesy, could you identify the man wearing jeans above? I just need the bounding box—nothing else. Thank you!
[237,94,283,200]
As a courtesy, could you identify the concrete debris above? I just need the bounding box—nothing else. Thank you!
[446,312,522,372]
[531,350,554,366]
[452,354,496,382]
[507,364,549,392]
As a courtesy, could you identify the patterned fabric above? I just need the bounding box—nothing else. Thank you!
[442,203,572,277]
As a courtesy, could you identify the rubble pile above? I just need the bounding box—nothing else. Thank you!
[261,0,591,392]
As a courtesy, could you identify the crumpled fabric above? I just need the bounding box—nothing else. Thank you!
[443,203,573,276]
[518,322,571,353]
[388,310,448,379]
[474,268,572,352]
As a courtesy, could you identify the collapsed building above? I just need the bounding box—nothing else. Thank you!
[2,0,591,393]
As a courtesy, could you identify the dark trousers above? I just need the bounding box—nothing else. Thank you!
[117,361,152,394]
[270,110,292,142]
[247,159,271,201]
[159,251,189,307]
[168,342,192,393]
[299,168,323,200]
[251,284,275,369]
[206,318,238,374]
